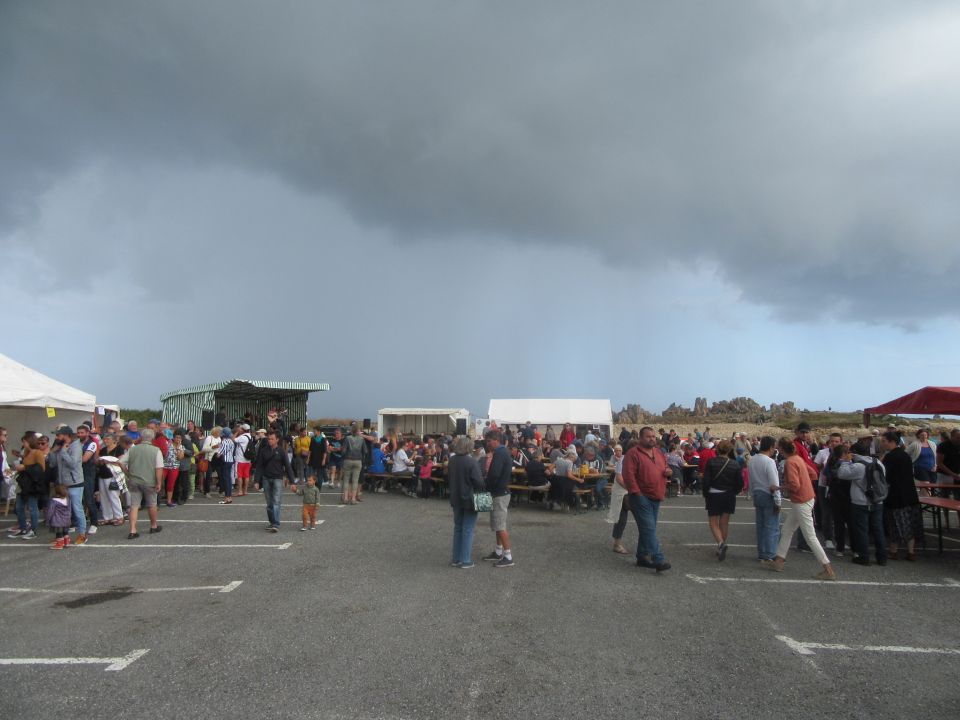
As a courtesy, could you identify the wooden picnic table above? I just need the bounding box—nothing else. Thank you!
[919,496,960,552]
[915,481,958,489]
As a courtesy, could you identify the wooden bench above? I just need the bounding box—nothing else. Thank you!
[920,496,960,552]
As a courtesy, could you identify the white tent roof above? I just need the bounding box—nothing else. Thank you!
[487,399,613,427]
[0,352,96,412]
[378,408,471,417]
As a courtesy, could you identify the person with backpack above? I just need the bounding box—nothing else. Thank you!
[234,424,253,496]
[837,445,888,566]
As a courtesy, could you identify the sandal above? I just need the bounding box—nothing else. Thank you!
[612,545,630,555]
[127,532,139,540]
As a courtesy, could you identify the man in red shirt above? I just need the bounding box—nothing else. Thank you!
[698,442,716,475]
[621,426,672,572]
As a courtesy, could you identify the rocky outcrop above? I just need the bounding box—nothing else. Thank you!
[613,404,652,424]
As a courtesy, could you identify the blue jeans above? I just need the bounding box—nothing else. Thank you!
[67,485,86,535]
[594,478,608,509]
[753,492,781,560]
[16,494,40,532]
[220,462,234,497]
[83,472,99,527]
[451,507,479,564]
[851,503,886,562]
[628,494,664,564]
[263,477,283,528]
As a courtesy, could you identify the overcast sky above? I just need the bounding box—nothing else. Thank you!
[2,1,959,420]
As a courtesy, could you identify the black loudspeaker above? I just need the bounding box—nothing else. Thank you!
[455,418,467,435]
[201,410,214,431]
[363,418,371,431]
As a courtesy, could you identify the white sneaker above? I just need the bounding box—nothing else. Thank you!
[87,525,98,535]
[21,530,36,539]
[824,539,835,550]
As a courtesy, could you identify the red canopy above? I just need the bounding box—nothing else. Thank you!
[863,386,960,426]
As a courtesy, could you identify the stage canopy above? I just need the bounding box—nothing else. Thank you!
[862,386,960,426]
[377,408,472,437]
[161,379,329,429]
[488,399,613,434]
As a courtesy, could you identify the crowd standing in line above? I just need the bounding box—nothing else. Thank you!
[1,416,956,580]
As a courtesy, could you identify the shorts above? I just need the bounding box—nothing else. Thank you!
[128,483,158,509]
[705,490,737,517]
[236,462,251,480]
[490,494,510,532]
[328,457,343,470]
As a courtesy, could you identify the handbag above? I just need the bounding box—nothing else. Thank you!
[472,491,493,512]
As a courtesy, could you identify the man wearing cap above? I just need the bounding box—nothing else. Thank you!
[49,426,88,544]
[77,423,101,534]
[482,430,515,567]
[234,424,253,496]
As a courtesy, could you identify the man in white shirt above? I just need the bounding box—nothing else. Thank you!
[234,424,252,495]
[750,436,782,563]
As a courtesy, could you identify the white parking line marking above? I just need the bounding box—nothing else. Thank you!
[0,580,243,595]
[658,520,756,525]
[0,543,291,550]
[776,635,960,657]
[154,519,325,525]
[686,573,960,588]
[172,503,345,508]
[925,533,960,544]
[0,648,150,671]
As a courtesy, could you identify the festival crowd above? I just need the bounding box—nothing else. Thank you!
[3,415,959,581]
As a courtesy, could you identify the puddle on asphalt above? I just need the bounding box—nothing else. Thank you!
[54,587,136,608]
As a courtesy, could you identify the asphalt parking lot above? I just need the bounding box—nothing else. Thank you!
[2,490,959,719]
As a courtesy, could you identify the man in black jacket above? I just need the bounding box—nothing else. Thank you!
[254,431,294,532]
[482,430,515,568]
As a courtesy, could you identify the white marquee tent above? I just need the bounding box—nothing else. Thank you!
[377,408,472,437]
[487,399,613,436]
[0,352,97,449]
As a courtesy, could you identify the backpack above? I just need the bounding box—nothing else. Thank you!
[243,437,258,462]
[855,457,888,504]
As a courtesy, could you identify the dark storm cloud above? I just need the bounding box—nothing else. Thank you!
[3,1,959,319]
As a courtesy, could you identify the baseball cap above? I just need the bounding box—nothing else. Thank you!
[54,425,75,436]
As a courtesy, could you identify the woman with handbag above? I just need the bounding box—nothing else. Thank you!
[95,434,126,525]
[701,440,744,561]
[447,435,486,568]
[9,433,45,539]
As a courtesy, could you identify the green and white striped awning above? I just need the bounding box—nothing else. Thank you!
[160,380,329,403]
[160,379,329,429]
